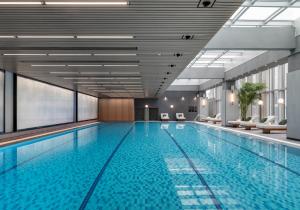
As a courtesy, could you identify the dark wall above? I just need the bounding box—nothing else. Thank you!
[134,91,198,121]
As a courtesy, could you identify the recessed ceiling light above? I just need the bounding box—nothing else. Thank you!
[94,53,137,56]
[0,1,128,6]
[32,64,66,67]
[110,72,140,75]
[77,35,133,39]
[17,35,74,39]
[63,77,88,80]
[48,53,91,56]
[0,35,15,38]
[3,53,46,56]
[80,72,109,75]
[104,64,139,67]
[46,1,128,6]
[0,2,41,5]
[67,64,103,67]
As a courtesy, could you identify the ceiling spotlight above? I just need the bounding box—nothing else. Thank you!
[181,97,185,101]
[174,53,183,57]
[170,105,174,109]
[164,96,168,101]
[181,35,194,40]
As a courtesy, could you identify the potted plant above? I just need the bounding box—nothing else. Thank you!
[237,82,266,121]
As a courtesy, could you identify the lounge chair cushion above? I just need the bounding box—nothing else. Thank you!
[279,119,287,125]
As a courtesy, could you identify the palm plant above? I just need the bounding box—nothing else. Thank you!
[237,82,266,121]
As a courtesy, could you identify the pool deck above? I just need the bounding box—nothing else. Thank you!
[194,121,300,149]
[0,120,99,147]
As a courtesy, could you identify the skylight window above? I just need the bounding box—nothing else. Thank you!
[239,7,279,20]
[274,8,300,21]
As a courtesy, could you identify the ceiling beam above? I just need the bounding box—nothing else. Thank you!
[205,26,296,50]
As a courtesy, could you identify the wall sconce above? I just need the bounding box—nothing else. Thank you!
[164,96,168,101]
[258,100,264,106]
[230,91,235,105]
[201,98,207,107]
[170,104,174,109]
[181,96,185,101]
[145,104,149,108]
[278,98,284,104]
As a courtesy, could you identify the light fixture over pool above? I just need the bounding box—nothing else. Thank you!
[278,98,284,104]
[258,100,264,106]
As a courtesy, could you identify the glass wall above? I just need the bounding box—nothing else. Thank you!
[0,71,4,133]
[235,63,288,122]
[205,85,222,116]
[17,77,74,130]
[78,93,98,121]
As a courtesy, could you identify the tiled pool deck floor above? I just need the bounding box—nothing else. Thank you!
[0,120,98,147]
[196,121,300,149]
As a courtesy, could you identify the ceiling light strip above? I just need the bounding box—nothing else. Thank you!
[0,1,128,6]
[0,35,133,39]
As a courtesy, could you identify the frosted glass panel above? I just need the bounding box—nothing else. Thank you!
[78,93,98,121]
[17,77,74,130]
[0,71,4,132]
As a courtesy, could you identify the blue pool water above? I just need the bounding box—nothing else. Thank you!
[0,122,300,209]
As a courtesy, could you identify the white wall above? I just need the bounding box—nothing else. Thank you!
[78,93,98,121]
[17,77,74,130]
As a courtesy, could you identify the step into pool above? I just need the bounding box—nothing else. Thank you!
[0,122,299,209]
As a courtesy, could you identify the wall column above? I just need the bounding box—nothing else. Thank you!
[221,80,239,126]
[4,71,16,132]
[287,34,300,140]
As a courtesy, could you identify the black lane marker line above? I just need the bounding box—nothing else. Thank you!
[187,124,300,177]
[79,125,134,210]
[163,128,223,210]
[0,124,107,176]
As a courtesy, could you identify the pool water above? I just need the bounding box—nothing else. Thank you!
[0,122,300,209]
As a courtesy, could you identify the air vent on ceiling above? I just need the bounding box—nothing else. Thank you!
[197,0,216,8]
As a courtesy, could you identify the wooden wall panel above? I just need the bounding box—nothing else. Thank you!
[98,99,134,121]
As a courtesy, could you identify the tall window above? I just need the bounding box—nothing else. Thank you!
[206,85,222,116]
[235,63,287,122]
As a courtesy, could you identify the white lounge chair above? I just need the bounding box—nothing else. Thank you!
[257,119,287,134]
[228,119,241,127]
[240,116,275,130]
[176,113,186,121]
[161,113,170,121]
[206,113,222,124]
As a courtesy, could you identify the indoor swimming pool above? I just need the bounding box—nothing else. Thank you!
[0,122,299,209]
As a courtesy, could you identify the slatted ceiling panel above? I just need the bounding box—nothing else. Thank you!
[0,0,242,98]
